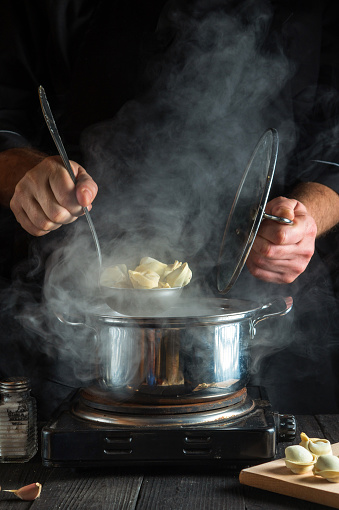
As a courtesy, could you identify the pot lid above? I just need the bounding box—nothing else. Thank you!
[217,128,279,294]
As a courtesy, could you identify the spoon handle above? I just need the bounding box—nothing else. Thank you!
[38,85,102,267]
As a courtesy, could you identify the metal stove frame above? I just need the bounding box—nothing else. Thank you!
[41,386,295,468]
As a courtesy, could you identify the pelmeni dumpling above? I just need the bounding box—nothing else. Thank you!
[299,432,332,456]
[165,262,192,288]
[284,445,316,474]
[158,281,171,288]
[135,257,168,278]
[101,256,192,290]
[100,264,129,287]
[313,454,339,482]
[128,270,160,289]
[163,260,182,279]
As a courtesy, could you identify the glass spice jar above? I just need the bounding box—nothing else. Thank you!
[0,377,38,463]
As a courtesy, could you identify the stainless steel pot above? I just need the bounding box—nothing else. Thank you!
[57,295,292,405]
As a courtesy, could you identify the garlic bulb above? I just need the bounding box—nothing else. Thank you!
[299,432,332,456]
[313,454,339,482]
[284,445,316,474]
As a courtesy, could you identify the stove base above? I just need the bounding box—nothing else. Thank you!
[41,386,295,468]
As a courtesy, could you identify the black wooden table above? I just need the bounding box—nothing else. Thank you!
[0,415,338,509]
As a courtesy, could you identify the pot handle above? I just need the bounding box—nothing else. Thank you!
[253,296,293,327]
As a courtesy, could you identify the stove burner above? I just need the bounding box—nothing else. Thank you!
[73,387,255,427]
[78,385,248,412]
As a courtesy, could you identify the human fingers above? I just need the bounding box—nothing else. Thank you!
[75,164,98,208]
[11,196,78,236]
[247,235,315,283]
[10,157,94,236]
[246,197,317,283]
[47,159,98,214]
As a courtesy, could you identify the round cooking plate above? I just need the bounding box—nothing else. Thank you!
[72,389,255,427]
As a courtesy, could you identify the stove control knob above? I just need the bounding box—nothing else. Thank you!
[275,413,296,442]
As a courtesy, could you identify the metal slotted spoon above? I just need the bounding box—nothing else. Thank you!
[38,86,182,315]
[38,85,102,268]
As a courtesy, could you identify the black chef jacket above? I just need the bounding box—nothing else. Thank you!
[0,0,338,191]
[0,0,339,417]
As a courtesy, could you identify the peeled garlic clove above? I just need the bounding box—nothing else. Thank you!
[100,264,129,287]
[3,482,42,501]
[136,257,168,277]
[299,432,332,456]
[165,262,192,288]
[313,454,339,482]
[284,445,316,474]
[129,270,160,289]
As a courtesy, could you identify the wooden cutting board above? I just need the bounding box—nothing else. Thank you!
[239,442,339,509]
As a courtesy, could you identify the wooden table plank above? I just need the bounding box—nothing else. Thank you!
[31,469,143,510]
[316,416,339,445]
[0,459,144,510]
[0,453,51,509]
[135,470,246,510]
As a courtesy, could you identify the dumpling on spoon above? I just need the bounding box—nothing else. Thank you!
[101,256,192,290]
[129,269,160,289]
[162,260,182,279]
[100,264,130,288]
[165,262,192,288]
[134,257,168,278]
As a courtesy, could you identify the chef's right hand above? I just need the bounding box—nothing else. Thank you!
[10,156,98,236]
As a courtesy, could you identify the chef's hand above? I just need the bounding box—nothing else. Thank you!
[10,156,98,236]
[246,196,317,284]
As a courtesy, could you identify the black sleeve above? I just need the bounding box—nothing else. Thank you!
[286,0,339,194]
[0,1,49,150]
[0,0,96,154]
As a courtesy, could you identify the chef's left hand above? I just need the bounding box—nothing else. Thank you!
[246,196,317,284]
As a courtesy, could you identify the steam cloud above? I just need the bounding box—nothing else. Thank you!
[3,0,337,416]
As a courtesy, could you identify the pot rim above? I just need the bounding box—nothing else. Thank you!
[82,295,292,328]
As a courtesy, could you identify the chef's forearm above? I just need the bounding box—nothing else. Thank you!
[0,147,46,207]
[290,182,339,237]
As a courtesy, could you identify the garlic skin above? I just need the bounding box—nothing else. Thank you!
[313,454,339,482]
[300,432,332,456]
[3,482,42,501]
[284,445,317,474]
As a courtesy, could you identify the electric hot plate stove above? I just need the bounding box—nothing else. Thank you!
[41,386,296,468]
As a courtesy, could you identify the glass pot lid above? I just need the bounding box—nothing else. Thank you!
[217,128,279,294]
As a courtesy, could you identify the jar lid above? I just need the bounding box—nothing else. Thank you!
[0,377,30,392]
[217,128,279,294]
